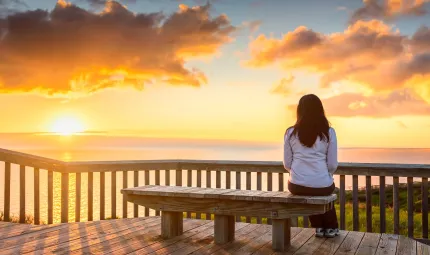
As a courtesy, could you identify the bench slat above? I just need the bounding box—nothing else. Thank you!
[122,185,337,205]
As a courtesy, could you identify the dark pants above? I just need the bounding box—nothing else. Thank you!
[288,181,338,229]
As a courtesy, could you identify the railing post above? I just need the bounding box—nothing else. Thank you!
[88,172,93,221]
[352,175,359,231]
[4,162,11,222]
[339,175,345,230]
[61,172,69,223]
[365,175,372,232]
[111,171,116,219]
[393,176,400,235]
[100,172,105,220]
[379,176,386,233]
[144,170,149,217]
[75,173,81,222]
[34,168,40,225]
[133,171,139,218]
[20,165,26,223]
[123,170,128,219]
[422,177,428,239]
[407,177,414,238]
[48,170,53,224]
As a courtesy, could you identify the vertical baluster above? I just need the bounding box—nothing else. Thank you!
[4,162,10,222]
[100,172,105,220]
[246,172,251,223]
[61,172,69,223]
[339,175,345,230]
[206,169,212,220]
[75,173,81,222]
[155,170,160,216]
[365,176,372,232]
[176,165,182,187]
[88,172,93,221]
[379,176,386,233]
[216,170,221,189]
[133,171,138,218]
[144,170,149,217]
[407,177,414,238]
[279,173,284,191]
[257,172,262,224]
[48,170,53,224]
[123,171,128,219]
[111,171,116,219]
[196,169,202,219]
[393,176,399,235]
[422,177,428,239]
[34,168,40,225]
[165,169,170,186]
[187,169,192,219]
[226,171,231,189]
[20,165,25,223]
[267,172,272,225]
[352,175,359,231]
[236,171,241,222]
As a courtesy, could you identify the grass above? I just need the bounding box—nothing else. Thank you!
[0,211,45,225]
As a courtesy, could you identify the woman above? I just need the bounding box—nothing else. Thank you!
[283,94,339,238]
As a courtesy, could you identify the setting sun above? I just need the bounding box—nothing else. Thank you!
[50,117,85,135]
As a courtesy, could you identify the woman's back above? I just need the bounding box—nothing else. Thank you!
[284,127,338,188]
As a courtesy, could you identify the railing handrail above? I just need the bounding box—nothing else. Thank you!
[1,147,430,177]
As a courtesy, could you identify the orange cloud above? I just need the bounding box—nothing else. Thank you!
[350,0,430,23]
[0,1,235,96]
[247,19,430,99]
[270,75,295,96]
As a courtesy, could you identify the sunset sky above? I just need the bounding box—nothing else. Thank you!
[1,0,430,149]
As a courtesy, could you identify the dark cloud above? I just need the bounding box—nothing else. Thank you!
[410,25,430,53]
[350,0,429,23]
[0,1,236,96]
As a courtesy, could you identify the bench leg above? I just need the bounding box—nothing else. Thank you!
[161,211,183,239]
[214,215,235,244]
[272,218,291,251]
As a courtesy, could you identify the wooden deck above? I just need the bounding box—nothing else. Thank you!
[0,217,428,255]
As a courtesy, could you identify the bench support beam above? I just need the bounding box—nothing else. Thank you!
[272,218,291,251]
[161,211,183,239]
[214,215,235,244]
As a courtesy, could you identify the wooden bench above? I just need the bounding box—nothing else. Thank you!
[121,185,337,251]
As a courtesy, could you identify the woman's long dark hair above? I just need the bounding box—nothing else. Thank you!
[290,94,330,147]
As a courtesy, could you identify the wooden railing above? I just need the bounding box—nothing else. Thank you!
[0,148,429,240]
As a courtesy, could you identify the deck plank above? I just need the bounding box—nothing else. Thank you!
[210,224,272,254]
[375,234,399,255]
[13,218,158,254]
[291,234,326,254]
[396,234,417,255]
[417,241,430,255]
[355,232,381,255]
[0,218,428,255]
[155,223,250,255]
[187,223,261,254]
[271,227,315,255]
[134,221,217,254]
[106,220,214,254]
[334,231,365,255]
[314,230,348,255]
